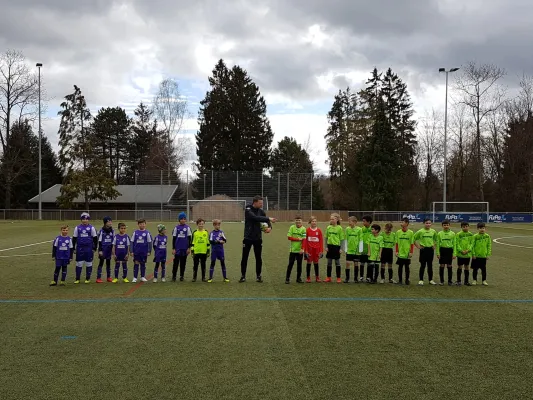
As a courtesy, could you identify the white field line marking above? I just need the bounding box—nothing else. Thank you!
[0,241,50,252]
[493,236,533,249]
[491,225,533,231]
[0,252,51,258]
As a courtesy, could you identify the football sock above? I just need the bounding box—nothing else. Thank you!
[335,259,341,278]
[345,268,350,281]
[106,259,111,278]
[53,266,61,282]
[76,265,82,280]
[140,263,146,278]
[306,263,311,278]
[472,268,478,281]
[161,264,166,278]
[366,264,373,280]
[221,259,227,279]
[210,260,216,280]
[481,265,487,281]
[313,263,319,277]
[122,263,128,279]
[327,259,332,277]
[354,265,359,280]
[439,267,445,282]
[86,264,92,280]
[373,264,379,281]
[457,268,462,282]
[172,259,179,279]
[388,268,393,280]
[405,265,410,281]
[360,264,365,278]
[398,265,403,282]
[427,263,433,280]
[134,264,139,278]
[61,265,67,281]
[447,266,453,282]
[380,267,385,280]
[154,262,159,279]
[419,265,425,281]
[115,262,120,279]
[97,259,104,279]
[464,269,470,283]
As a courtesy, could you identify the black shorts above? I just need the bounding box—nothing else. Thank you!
[439,247,454,265]
[359,254,369,263]
[396,258,411,267]
[346,254,359,262]
[419,247,434,263]
[326,244,341,260]
[457,257,470,267]
[472,258,487,268]
[380,248,393,264]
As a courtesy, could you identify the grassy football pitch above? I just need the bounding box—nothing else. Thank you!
[1,220,532,400]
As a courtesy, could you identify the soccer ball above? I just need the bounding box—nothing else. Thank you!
[261,222,270,232]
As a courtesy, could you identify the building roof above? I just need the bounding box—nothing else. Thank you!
[28,184,179,204]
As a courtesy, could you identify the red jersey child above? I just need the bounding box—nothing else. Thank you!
[303,216,324,282]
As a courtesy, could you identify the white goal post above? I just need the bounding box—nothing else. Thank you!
[432,202,489,223]
[187,200,247,223]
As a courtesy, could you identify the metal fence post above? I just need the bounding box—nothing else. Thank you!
[287,173,289,210]
[261,172,264,197]
[236,171,239,199]
[160,169,163,222]
[203,174,206,199]
[211,170,214,197]
[135,172,138,220]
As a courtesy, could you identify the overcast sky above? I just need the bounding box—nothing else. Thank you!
[1,0,531,175]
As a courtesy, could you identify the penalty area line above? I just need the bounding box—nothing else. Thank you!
[0,241,50,252]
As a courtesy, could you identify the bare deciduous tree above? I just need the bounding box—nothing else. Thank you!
[448,103,475,197]
[454,62,506,201]
[0,50,39,208]
[153,78,190,183]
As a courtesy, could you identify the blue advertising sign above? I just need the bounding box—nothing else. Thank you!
[400,212,532,223]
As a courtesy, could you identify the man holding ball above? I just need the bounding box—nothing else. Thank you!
[240,195,276,283]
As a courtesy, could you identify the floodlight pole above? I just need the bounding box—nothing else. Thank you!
[439,67,459,213]
[36,63,43,220]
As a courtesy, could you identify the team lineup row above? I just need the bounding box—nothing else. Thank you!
[49,211,492,287]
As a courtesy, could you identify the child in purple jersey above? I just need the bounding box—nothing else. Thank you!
[112,222,130,283]
[153,224,168,283]
[72,212,98,284]
[172,212,192,282]
[208,219,229,282]
[50,225,74,286]
[96,216,115,283]
[130,218,152,283]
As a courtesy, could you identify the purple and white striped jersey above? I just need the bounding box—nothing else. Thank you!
[53,235,73,260]
[130,229,152,255]
[172,224,192,251]
[73,224,97,248]
[113,234,131,258]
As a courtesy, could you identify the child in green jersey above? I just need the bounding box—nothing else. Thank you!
[472,222,491,286]
[414,218,438,286]
[380,223,396,284]
[191,218,210,282]
[285,215,307,283]
[325,213,345,283]
[395,217,414,285]
[360,215,373,282]
[367,224,383,283]
[437,219,456,286]
[454,222,474,286]
[344,216,362,283]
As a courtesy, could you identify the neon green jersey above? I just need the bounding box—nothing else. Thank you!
[345,226,362,254]
[472,233,492,258]
[368,235,384,262]
[287,225,306,253]
[360,226,372,253]
[325,225,345,246]
[454,231,474,257]
[436,230,455,256]
[414,228,437,248]
[396,229,414,259]
[380,231,396,249]
[191,230,209,254]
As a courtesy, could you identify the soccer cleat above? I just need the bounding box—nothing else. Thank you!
[202,278,207,282]
[448,281,453,286]
[106,277,113,283]
[285,279,290,284]
[455,281,462,286]
[397,281,403,285]
[359,277,364,282]
[153,278,158,283]
[418,281,424,286]
[224,278,230,283]
[471,280,477,285]
[429,280,437,285]
[344,278,350,283]
[439,282,444,286]
[140,277,147,282]
[161,278,166,282]
[74,280,80,284]
[112,278,118,283]
[405,280,410,285]
[256,276,263,283]
[324,277,332,283]
[306,277,311,283]
[60,281,66,286]
[389,279,396,284]
[464,282,472,286]
[192,278,197,282]
[315,277,321,283]
[482,281,488,286]
[336,278,342,283]
[84,279,91,284]
[179,276,184,281]
[297,278,304,283]
[208,279,213,283]
[239,277,246,283]
[132,278,138,283]
[123,278,130,283]
[96,278,103,283]
[50,281,57,286]
[380,279,385,284]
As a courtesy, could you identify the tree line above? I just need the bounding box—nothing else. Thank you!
[1,49,532,211]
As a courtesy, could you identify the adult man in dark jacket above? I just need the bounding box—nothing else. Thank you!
[239,195,276,282]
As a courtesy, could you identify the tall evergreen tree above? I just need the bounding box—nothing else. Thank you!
[196,59,273,172]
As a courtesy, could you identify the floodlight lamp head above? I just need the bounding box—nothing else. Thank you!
[36,63,42,67]
[439,68,445,72]
[450,67,459,72]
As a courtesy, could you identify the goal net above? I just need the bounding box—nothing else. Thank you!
[187,199,247,222]
[432,202,489,223]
